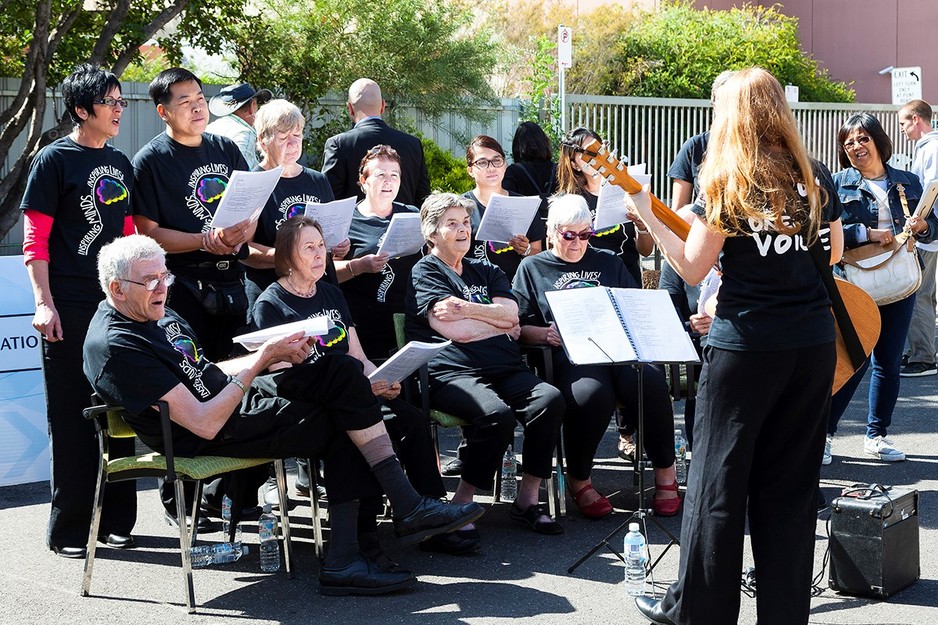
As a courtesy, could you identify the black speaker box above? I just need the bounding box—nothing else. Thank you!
[829,486,919,599]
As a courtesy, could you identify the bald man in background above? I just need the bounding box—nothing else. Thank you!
[321,78,430,207]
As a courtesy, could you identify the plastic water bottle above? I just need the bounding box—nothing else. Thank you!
[674,429,687,485]
[624,523,648,596]
[500,445,518,502]
[189,542,244,567]
[258,505,280,572]
[221,495,242,557]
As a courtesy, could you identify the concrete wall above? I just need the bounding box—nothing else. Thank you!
[696,0,938,105]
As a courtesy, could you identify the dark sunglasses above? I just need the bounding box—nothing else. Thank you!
[558,228,595,241]
[843,135,872,150]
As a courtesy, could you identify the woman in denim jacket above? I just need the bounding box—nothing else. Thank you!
[828,113,938,464]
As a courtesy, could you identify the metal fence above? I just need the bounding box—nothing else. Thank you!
[0,81,915,255]
[567,94,915,205]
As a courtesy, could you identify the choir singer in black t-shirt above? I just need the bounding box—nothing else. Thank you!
[627,68,843,625]
[84,234,484,595]
[512,194,679,520]
[405,193,566,540]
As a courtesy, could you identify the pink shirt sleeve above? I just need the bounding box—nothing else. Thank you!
[22,209,53,264]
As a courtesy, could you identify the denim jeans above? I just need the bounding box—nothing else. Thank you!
[829,293,916,438]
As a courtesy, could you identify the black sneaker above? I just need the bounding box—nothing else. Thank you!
[900,362,937,377]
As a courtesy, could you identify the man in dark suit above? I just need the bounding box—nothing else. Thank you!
[321,78,431,207]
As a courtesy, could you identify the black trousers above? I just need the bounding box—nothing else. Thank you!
[382,397,446,499]
[554,358,675,480]
[45,303,136,549]
[190,353,385,505]
[660,343,835,625]
[430,366,564,491]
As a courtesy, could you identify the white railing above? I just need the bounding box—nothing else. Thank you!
[567,94,915,205]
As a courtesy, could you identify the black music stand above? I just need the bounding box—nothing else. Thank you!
[567,361,683,575]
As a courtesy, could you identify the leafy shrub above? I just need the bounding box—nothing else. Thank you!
[422,138,474,194]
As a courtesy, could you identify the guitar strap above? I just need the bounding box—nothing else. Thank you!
[808,238,866,370]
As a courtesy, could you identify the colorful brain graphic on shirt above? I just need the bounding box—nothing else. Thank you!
[197,177,227,203]
[286,203,305,220]
[317,323,348,349]
[172,337,201,364]
[96,178,128,205]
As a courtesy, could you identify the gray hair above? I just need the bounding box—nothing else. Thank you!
[546,193,592,236]
[97,234,166,304]
[420,192,475,246]
[255,98,305,145]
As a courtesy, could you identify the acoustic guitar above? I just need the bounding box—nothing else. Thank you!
[578,138,880,394]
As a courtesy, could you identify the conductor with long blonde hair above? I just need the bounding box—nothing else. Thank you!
[628,67,844,625]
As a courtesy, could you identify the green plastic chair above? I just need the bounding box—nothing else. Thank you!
[80,398,296,613]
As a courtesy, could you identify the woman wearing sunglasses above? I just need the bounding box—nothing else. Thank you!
[463,135,545,281]
[557,127,654,286]
[512,194,679,518]
[826,113,936,464]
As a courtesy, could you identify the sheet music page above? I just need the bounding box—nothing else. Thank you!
[304,196,357,249]
[209,166,283,228]
[233,316,333,351]
[474,194,540,242]
[609,288,700,363]
[376,213,425,258]
[593,166,652,230]
[914,179,938,218]
[545,288,637,365]
[368,340,452,385]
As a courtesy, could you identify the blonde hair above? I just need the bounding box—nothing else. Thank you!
[699,67,823,242]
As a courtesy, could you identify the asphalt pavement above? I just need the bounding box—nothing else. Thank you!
[1,369,936,625]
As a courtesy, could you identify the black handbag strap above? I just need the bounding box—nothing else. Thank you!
[809,238,866,370]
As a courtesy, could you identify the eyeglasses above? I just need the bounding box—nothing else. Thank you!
[471,156,506,170]
[94,97,129,109]
[557,228,595,241]
[843,135,872,151]
[121,273,175,291]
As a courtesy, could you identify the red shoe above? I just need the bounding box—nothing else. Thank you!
[653,480,681,517]
[570,484,613,518]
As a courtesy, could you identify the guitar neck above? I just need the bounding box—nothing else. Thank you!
[581,138,691,242]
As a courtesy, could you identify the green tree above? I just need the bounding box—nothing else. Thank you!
[0,0,253,239]
[579,1,853,102]
[228,0,499,161]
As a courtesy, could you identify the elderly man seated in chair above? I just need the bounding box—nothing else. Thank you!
[82,234,482,596]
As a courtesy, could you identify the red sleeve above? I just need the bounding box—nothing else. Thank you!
[23,209,53,264]
[123,215,136,236]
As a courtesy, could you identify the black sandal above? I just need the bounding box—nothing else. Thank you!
[508,503,564,535]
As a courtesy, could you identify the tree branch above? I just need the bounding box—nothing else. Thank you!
[89,0,132,65]
[112,0,192,75]
[0,0,51,130]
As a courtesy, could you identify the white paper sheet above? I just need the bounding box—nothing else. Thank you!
[367,340,452,385]
[474,195,540,242]
[232,317,333,351]
[593,165,652,231]
[209,166,283,228]
[304,196,357,249]
[376,213,425,258]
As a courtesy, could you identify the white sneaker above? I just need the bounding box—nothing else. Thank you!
[821,435,833,465]
[863,436,906,462]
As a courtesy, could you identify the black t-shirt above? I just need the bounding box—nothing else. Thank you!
[251,281,354,363]
[668,131,710,199]
[512,247,637,329]
[132,132,248,272]
[342,201,422,357]
[464,190,547,281]
[83,302,229,454]
[692,167,836,351]
[502,160,557,225]
[247,166,335,293]
[581,191,643,284]
[20,137,133,305]
[405,254,524,380]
